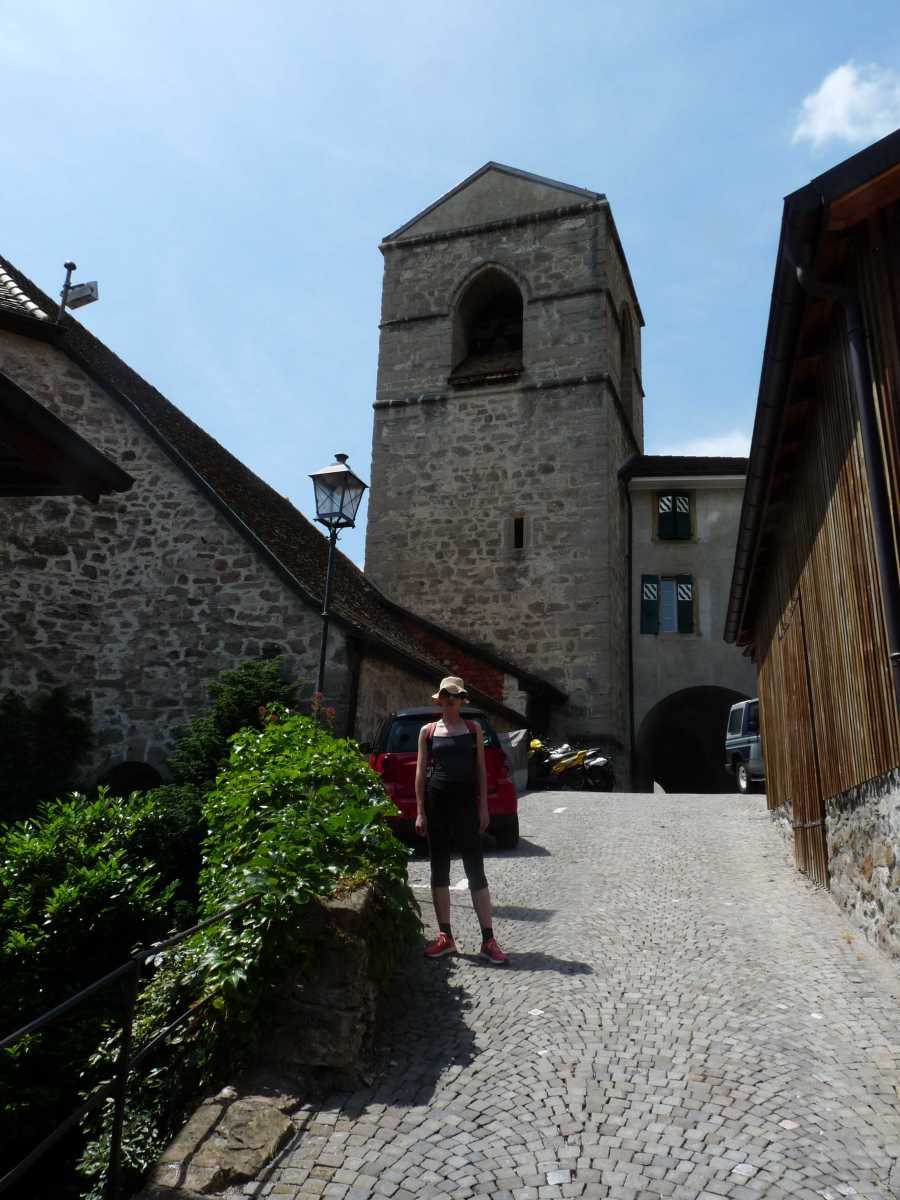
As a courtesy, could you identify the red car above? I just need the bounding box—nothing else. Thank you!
[368,706,519,848]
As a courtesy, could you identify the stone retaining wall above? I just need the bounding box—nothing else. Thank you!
[827,769,900,959]
[136,884,391,1199]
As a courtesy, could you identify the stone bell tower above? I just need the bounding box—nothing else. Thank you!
[365,163,644,750]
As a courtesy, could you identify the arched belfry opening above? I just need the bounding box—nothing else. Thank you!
[450,267,524,385]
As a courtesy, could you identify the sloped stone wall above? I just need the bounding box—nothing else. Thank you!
[137,886,388,1199]
[828,770,900,959]
[0,329,339,781]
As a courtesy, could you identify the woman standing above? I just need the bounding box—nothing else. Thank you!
[415,676,508,964]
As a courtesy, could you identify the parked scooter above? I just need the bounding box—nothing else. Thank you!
[528,738,615,791]
[582,749,615,791]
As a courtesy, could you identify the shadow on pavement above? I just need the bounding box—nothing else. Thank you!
[494,949,593,975]
[483,836,551,858]
[336,946,479,1116]
[490,903,556,923]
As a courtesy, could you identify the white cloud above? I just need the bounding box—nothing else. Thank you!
[652,429,751,458]
[793,61,900,149]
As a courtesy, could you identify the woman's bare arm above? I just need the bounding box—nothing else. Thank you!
[415,724,429,835]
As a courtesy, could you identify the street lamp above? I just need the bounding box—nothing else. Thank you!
[309,452,368,697]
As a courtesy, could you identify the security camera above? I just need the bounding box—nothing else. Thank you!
[66,281,99,309]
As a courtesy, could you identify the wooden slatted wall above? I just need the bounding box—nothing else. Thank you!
[755,237,900,884]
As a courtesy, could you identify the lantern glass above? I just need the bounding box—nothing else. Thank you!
[310,455,368,530]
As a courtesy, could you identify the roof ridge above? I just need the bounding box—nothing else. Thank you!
[382,162,605,243]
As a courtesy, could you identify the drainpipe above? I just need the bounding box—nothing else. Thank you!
[625,481,636,786]
[785,215,900,707]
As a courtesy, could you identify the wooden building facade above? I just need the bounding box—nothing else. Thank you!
[726,131,900,957]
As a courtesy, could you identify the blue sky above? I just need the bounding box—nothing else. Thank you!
[4,2,900,564]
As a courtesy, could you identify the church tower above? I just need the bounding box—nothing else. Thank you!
[365,163,644,751]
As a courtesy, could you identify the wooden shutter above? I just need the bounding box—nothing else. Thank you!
[676,575,694,633]
[657,494,676,539]
[641,575,659,634]
[674,493,692,539]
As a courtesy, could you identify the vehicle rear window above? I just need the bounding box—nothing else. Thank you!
[384,714,498,752]
[746,701,759,734]
[727,706,743,736]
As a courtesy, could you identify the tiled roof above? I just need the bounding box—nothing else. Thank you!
[0,264,49,321]
[620,454,748,480]
[0,254,553,702]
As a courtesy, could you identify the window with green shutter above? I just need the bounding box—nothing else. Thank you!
[642,575,694,634]
[640,575,659,634]
[676,575,694,633]
[657,493,692,540]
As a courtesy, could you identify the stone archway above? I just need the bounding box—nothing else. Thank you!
[635,685,749,793]
[95,760,163,797]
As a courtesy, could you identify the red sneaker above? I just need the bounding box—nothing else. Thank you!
[480,937,509,965]
[424,932,457,958]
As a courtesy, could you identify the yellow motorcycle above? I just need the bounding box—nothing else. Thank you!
[528,738,591,789]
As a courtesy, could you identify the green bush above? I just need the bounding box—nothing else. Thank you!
[77,707,419,1199]
[0,788,182,1199]
[0,688,93,824]
[166,658,296,788]
[124,658,299,917]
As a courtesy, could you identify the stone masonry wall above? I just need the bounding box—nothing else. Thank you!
[604,211,644,451]
[0,330,343,781]
[354,655,430,747]
[828,770,900,960]
[367,198,638,745]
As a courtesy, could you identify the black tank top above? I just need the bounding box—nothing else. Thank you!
[430,728,476,784]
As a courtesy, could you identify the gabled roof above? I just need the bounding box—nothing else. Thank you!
[383,162,605,243]
[725,126,900,647]
[620,454,748,481]
[0,254,560,704]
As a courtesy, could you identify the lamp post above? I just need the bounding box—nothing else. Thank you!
[309,453,368,697]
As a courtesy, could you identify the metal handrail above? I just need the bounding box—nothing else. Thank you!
[0,892,264,1200]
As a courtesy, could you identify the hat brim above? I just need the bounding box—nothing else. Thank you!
[432,690,468,701]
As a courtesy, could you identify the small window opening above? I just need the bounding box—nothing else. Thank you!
[450,268,524,386]
[513,516,525,550]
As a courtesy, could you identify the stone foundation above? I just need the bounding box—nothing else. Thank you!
[135,885,390,1198]
[827,769,900,960]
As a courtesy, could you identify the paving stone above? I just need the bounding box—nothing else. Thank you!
[246,793,900,1200]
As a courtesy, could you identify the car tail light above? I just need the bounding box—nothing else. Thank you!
[377,753,394,783]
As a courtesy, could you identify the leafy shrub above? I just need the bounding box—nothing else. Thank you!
[77,708,420,1198]
[166,658,296,788]
[0,788,182,1199]
[0,688,93,824]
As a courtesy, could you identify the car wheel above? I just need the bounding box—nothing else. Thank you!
[736,762,750,794]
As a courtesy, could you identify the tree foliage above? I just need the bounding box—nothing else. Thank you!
[0,688,93,824]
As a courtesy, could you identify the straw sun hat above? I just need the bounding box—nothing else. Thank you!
[431,675,468,700]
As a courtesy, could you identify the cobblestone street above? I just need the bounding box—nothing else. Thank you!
[246,792,900,1200]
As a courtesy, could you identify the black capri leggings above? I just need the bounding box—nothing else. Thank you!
[426,780,488,892]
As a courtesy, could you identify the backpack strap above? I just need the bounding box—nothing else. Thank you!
[424,721,438,777]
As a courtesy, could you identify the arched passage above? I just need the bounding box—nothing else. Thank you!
[635,686,749,793]
[95,760,163,797]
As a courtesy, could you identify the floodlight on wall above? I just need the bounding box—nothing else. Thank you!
[55,261,100,323]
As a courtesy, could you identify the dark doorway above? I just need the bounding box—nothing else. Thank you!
[636,686,748,793]
[95,760,163,797]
